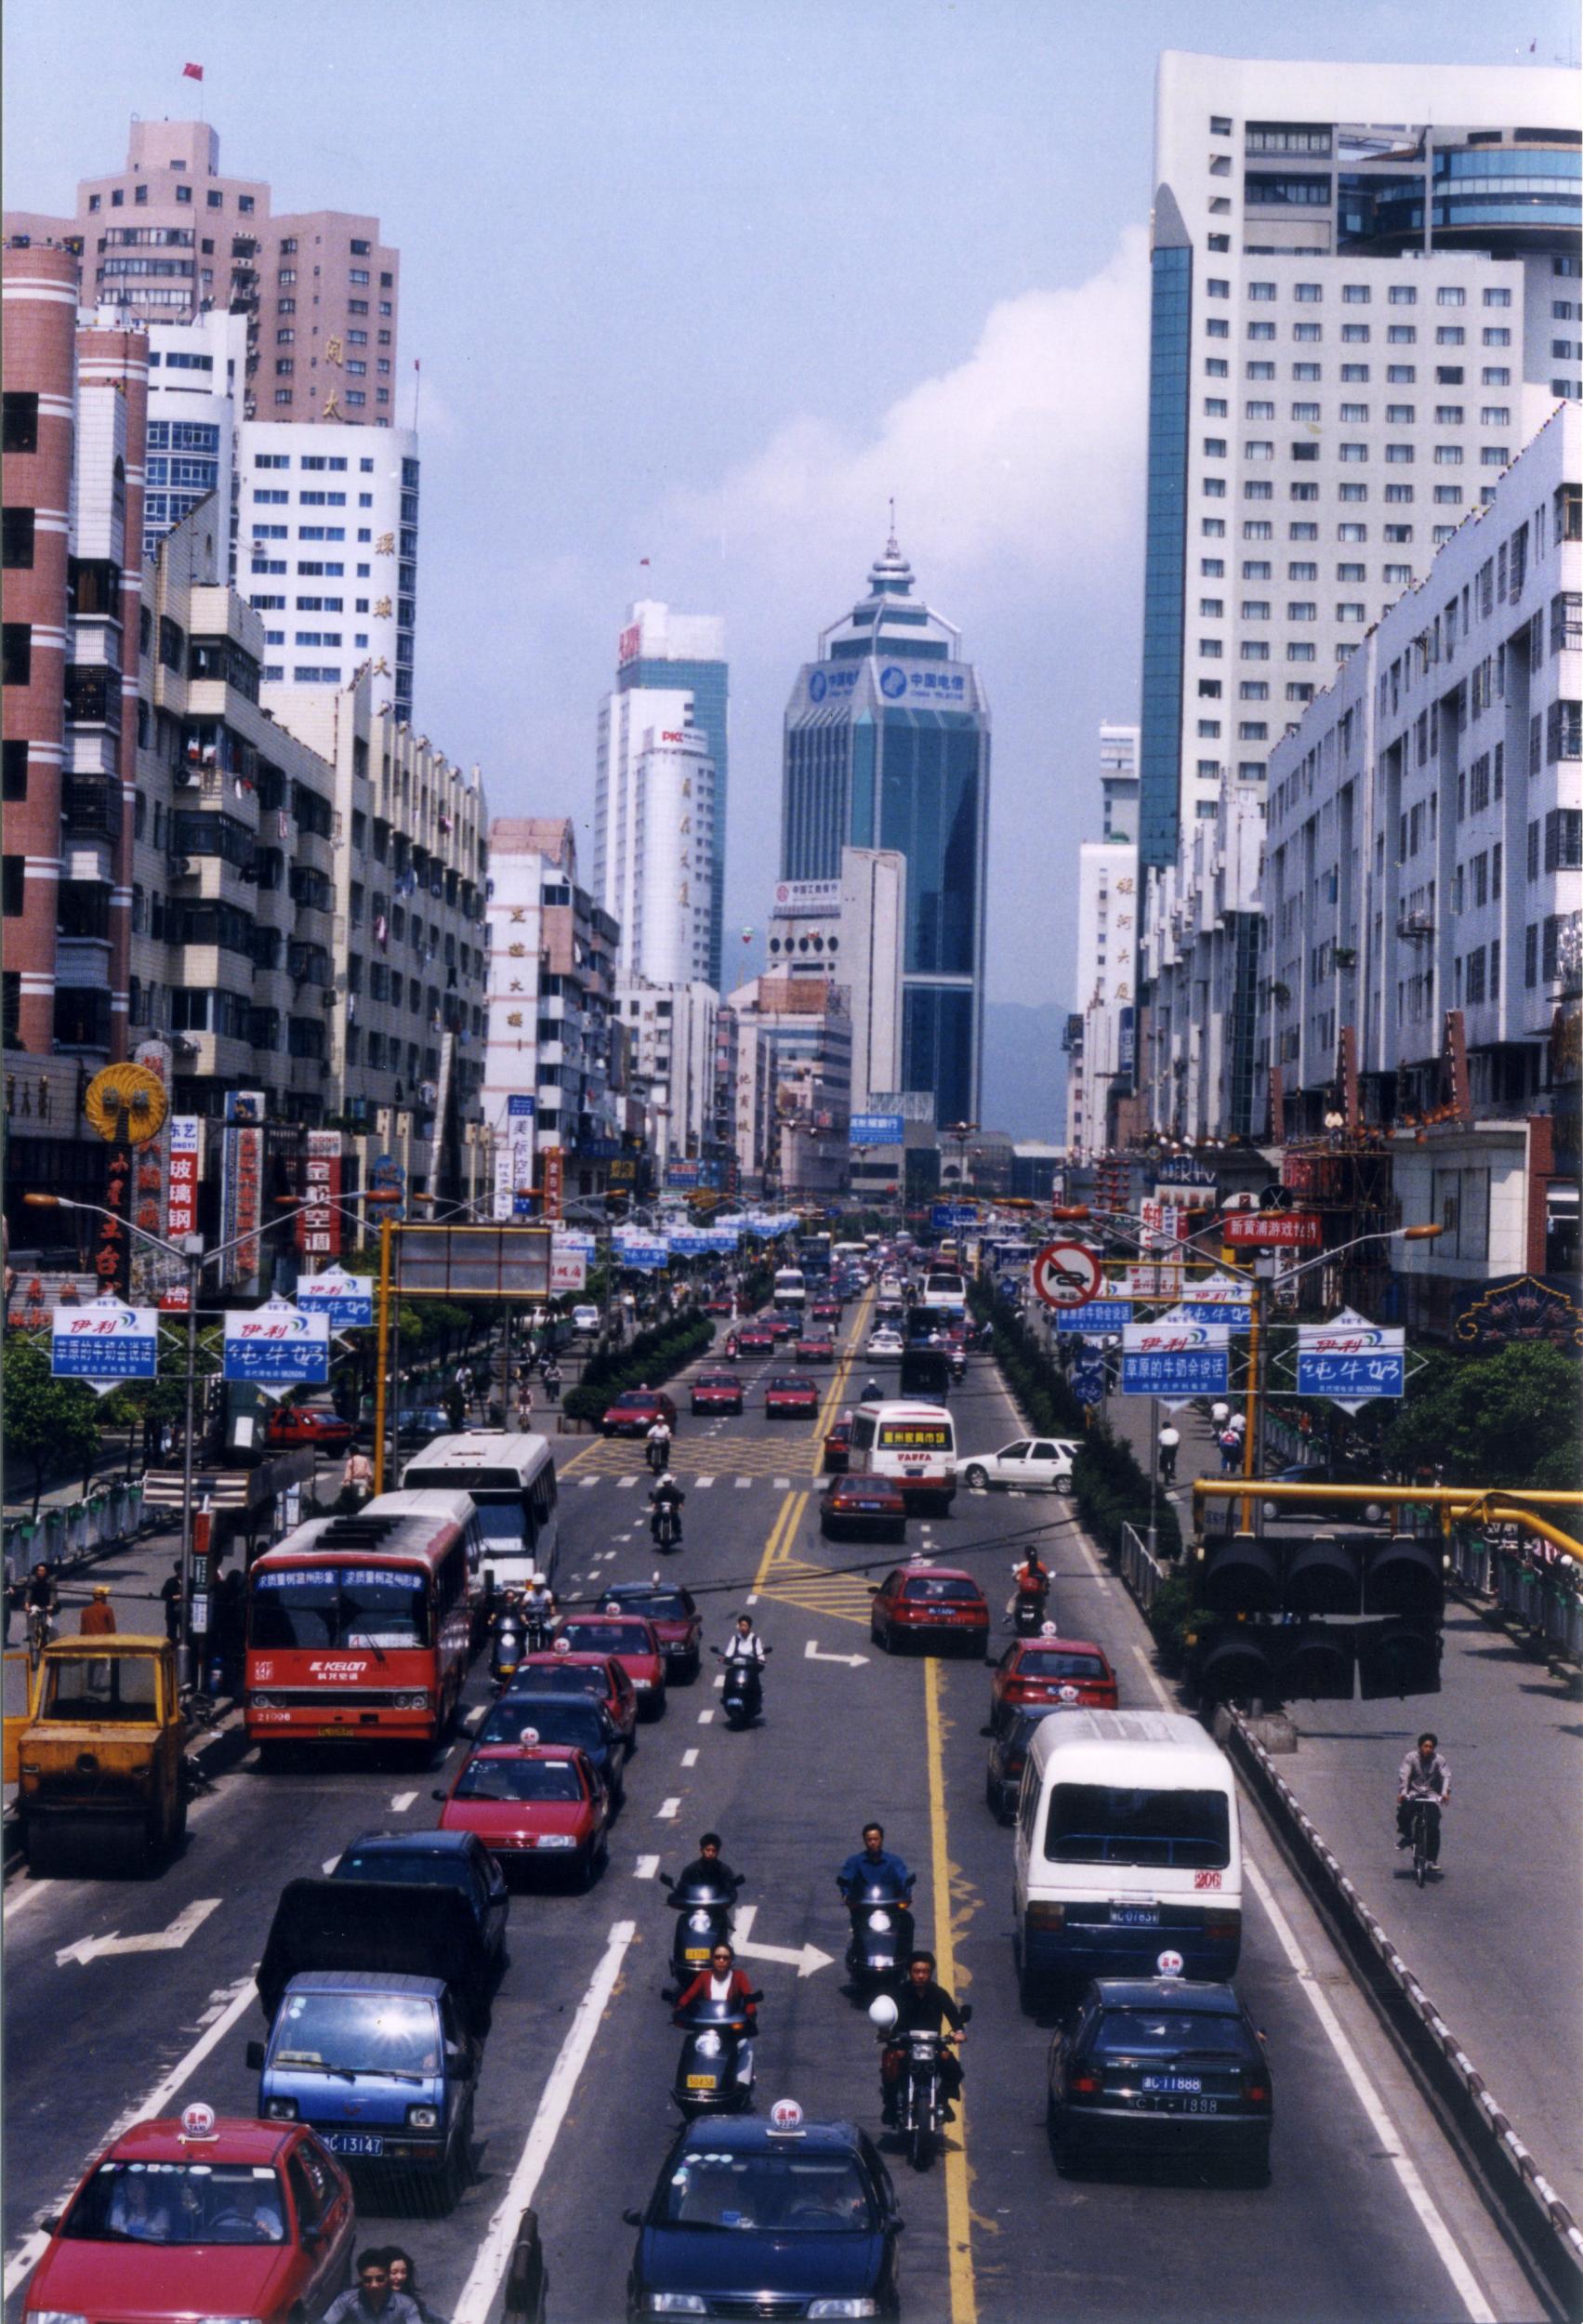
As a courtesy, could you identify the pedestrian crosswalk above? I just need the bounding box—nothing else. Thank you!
[574,1466,822,1494]
[562,1437,824,1482]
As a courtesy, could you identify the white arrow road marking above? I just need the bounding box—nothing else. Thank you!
[634,1854,660,1879]
[804,1640,870,1669]
[389,1789,416,1812]
[656,1796,681,1819]
[451,1921,637,2324]
[732,1904,835,1980]
[57,1896,221,1970]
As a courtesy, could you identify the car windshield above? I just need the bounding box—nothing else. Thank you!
[1092,2010,1243,2059]
[1044,1784,1232,1869]
[248,1565,429,1651]
[40,1657,158,1723]
[270,1990,441,2076]
[64,2162,287,2245]
[455,1757,583,1803]
[769,1378,808,1392]
[465,1499,528,1547]
[611,1591,691,1619]
[612,1394,654,1411]
[513,1662,609,1697]
[1016,1650,1108,1679]
[903,1577,978,1602]
[333,1847,476,1897]
[479,1699,604,1750]
[561,1622,649,1655]
[657,2152,877,2232]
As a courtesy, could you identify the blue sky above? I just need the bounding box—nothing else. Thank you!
[6,0,1576,1007]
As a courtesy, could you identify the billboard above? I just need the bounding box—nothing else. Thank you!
[850,1114,905,1146]
[52,1299,159,1384]
[222,1302,330,1393]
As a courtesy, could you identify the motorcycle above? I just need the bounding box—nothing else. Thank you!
[1012,1591,1049,1640]
[646,1436,671,1475]
[670,1988,762,2116]
[659,1868,740,1988]
[713,1645,769,1730]
[652,1501,681,1552]
[844,1878,915,1987]
[489,1607,527,1689]
[891,2011,970,2172]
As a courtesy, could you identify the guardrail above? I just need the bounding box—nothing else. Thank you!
[1116,1521,1167,1610]
[1447,1530,1583,1665]
[3,1480,149,1578]
[1221,1704,1583,2315]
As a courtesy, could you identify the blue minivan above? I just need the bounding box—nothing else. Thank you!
[248,1971,478,2205]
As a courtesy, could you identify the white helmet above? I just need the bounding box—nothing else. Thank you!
[867,1993,900,2032]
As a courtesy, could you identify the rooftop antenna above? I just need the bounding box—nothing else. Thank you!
[886,495,899,557]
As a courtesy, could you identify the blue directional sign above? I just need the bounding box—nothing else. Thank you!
[1057,1300,1131,1335]
[931,1204,978,1231]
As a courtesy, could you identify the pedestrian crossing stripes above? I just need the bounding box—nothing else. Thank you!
[561,1436,824,1479]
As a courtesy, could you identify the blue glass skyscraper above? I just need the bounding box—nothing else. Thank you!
[781,537,989,1126]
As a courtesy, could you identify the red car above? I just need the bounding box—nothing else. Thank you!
[989,1634,1118,1729]
[735,1323,777,1355]
[509,1650,640,1751]
[823,1418,853,1473]
[22,2108,354,2324]
[436,1741,610,1884]
[600,1581,704,1683]
[705,1296,737,1315]
[821,1472,907,1543]
[264,1403,353,1453]
[869,1562,990,1657]
[600,1387,678,1438]
[691,1371,745,1416]
[553,1614,668,1719]
[795,1333,835,1365]
[811,1296,843,1323]
[764,1373,820,1419]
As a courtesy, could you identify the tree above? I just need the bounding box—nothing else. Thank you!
[1384,1342,1583,1493]
[3,1336,104,1515]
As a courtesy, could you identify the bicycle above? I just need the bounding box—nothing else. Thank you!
[1405,1797,1440,1888]
[25,1604,56,1663]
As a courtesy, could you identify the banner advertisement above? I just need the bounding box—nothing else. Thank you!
[1224,1210,1323,1249]
[1120,1314,1231,1397]
[219,1092,267,1287]
[297,1129,342,1260]
[507,1095,536,1221]
[1295,1308,1405,1399]
[549,1251,587,1293]
[167,1116,201,1242]
[1176,1272,1253,1328]
[51,1298,159,1387]
[1055,1299,1132,1335]
[222,1301,331,1394]
[296,1266,375,1330]
[850,1114,905,1146]
[540,1144,564,1222]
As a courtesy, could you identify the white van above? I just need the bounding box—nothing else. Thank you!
[1011,1710,1242,2000]
[849,1398,956,1512]
[772,1266,807,1312]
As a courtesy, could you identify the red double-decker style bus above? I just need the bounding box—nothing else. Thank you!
[245,1490,480,1758]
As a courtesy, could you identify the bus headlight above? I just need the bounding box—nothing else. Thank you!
[397,1691,430,1711]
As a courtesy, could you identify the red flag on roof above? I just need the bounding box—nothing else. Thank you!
[182,60,204,80]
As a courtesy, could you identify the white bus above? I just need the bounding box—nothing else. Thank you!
[772,1266,807,1312]
[400,1429,560,1599]
[848,1398,957,1512]
[921,1267,967,1312]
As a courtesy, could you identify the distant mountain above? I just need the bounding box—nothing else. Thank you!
[980,1001,1068,1143]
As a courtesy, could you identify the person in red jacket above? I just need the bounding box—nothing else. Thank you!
[672,1939,758,2094]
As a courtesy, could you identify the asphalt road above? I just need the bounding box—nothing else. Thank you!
[1,1301,1552,2324]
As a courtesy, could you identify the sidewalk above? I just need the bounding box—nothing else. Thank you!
[1102,1384,1583,2217]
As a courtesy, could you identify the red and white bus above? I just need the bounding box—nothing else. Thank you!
[245,1489,480,1757]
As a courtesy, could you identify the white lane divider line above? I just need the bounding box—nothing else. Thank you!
[694,1476,716,1488]
[681,1749,699,1768]
[774,1477,791,1490]
[616,1475,638,1490]
[450,1921,637,2324]
[633,1855,660,1880]
[697,1709,715,1724]
[712,1671,725,1688]
[579,1476,600,1488]
[3,1970,258,2303]
[656,1796,681,1820]
[1244,1854,1496,2324]
[745,1592,759,1606]
[389,1789,417,1812]
[735,1477,752,1488]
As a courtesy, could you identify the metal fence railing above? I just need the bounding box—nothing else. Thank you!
[1447,1527,1583,1665]
[2,1479,148,1580]
[1116,1521,1167,1611]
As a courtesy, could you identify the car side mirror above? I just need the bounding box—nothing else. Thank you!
[244,2040,266,2071]
[866,1584,880,1595]
[623,2207,645,2227]
[891,2213,906,2231]
[39,2215,61,2236]
[431,1787,448,1802]
[979,1723,995,1737]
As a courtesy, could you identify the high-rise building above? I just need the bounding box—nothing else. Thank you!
[1140,53,1580,878]
[780,535,990,1126]
[140,308,248,562]
[1098,721,1141,838]
[596,601,728,987]
[765,848,905,1115]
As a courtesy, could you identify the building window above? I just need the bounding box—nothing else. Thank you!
[2,624,32,686]
[2,392,39,454]
[2,855,25,916]
[1342,284,1371,305]
[2,507,35,567]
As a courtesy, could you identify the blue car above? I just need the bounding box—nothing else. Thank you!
[329,1827,509,1976]
[625,2111,904,2319]
[473,1688,627,1810]
[247,1971,478,2203]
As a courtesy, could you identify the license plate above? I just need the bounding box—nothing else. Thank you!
[685,2074,718,2090]
[325,2132,386,2156]
[318,1723,350,1736]
[1113,1906,1159,1926]
[1139,2093,1220,2114]
[684,1948,709,1961]
[1142,2074,1201,2093]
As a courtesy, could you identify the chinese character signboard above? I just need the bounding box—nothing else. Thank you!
[219,1090,267,1287]
[507,1094,535,1221]
[850,1114,905,1146]
[540,1144,563,1222]
[549,1250,587,1293]
[296,1266,375,1330]
[1056,1300,1133,1335]
[222,1301,331,1393]
[1177,1271,1253,1328]
[52,1298,159,1386]
[1223,1210,1323,1249]
[167,1115,201,1242]
[1121,1315,1231,1397]
[1295,1308,1405,1399]
[297,1129,342,1260]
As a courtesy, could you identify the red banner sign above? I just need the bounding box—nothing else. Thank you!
[1223,1211,1323,1248]
[297,1129,343,1259]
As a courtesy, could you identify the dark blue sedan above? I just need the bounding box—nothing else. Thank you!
[625,2112,903,2319]
[329,1828,508,1974]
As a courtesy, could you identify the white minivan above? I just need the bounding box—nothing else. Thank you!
[1011,1710,1242,2002]
[848,1399,956,1512]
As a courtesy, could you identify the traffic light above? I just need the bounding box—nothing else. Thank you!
[1190,1531,1444,1702]
[1357,1618,1442,1699]
[1201,1532,1282,1615]
[1195,1619,1354,1704]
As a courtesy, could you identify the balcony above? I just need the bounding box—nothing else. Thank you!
[62,776,118,841]
[64,663,122,733]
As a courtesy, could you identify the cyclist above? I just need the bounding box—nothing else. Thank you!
[1396,1731,1451,1864]
[23,1561,59,1653]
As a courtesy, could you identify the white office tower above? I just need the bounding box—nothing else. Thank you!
[764,847,905,1115]
[1099,722,1141,838]
[615,977,719,1169]
[1064,729,1141,1159]
[138,308,248,563]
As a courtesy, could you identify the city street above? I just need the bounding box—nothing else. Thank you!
[1,1303,1552,2324]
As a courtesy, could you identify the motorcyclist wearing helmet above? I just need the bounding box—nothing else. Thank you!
[645,1414,673,1471]
[649,1472,686,1543]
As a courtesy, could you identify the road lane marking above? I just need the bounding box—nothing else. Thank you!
[634,1855,659,1879]
[745,1591,759,1605]
[924,1655,977,2324]
[735,1476,752,1487]
[3,1971,258,2301]
[579,1475,599,1487]
[1244,1854,1496,2324]
[774,1476,791,1489]
[389,1789,416,1811]
[697,1709,715,1723]
[322,1855,339,1873]
[694,1476,715,1487]
[57,1896,221,1969]
[681,1748,699,1767]
[656,1796,681,1819]
[451,1921,638,2324]
[616,1475,638,1490]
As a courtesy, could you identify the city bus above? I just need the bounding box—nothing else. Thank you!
[401,1429,560,1602]
[244,1489,481,1758]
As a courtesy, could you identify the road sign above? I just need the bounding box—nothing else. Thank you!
[1032,1241,1103,1310]
[1120,1315,1231,1397]
[1056,1300,1131,1335]
[1072,1360,1107,1406]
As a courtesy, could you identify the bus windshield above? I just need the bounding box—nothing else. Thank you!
[468,1497,527,1549]
[248,1565,430,1651]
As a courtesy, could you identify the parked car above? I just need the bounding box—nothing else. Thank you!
[691,1371,745,1416]
[601,1388,678,1439]
[823,1418,854,1474]
[434,1741,610,1886]
[265,1402,353,1453]
[989,1636,1118,1731]
[598,1581,704,1684]
[868,1563,990,1656]
[1046,1977,1273,2183]
[821,1472,908,1543]
[960,1437,1078,1495]
[764,1374,820,1419]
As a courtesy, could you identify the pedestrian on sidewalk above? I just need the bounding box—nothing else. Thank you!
[1209,1400,1231,1435]
[1218,1428,1241,1474]
[159,1561,186,1644]
[1157,1424,1181,1486]
[78,1582,116,1636]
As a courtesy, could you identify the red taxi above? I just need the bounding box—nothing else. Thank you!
[823,1418,853,1473]
[735,1322,778,1355]
[691,1371,745,1416]
[795,1332,835,1365]
[508,1650,640,1751]
[811,1296,843,1323]
[22,2107,354,2324]
[764,1373,820,1419]
[704,1295,737,1316]
[435,1741,610,1885]
[600,1581,704,1683]
[989,1633,1118,1729]
[552,1614,668,1719]
[600,1387,679,1439]
[868,1562,990,1657]
[822,1472,907,1543]
[263,1403,353,1453]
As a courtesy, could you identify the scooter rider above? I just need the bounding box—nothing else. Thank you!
[1012,1550,1049,1615]
[541,1355,562,1404]
[879,1950,966,2127]
[838,1823,916,1954]
[721,1613,766,1710]
[672,1938,759,2094]
[521,1570,556,1644]
[676,1830,745,1895]
[646,1414,673,1472]
[1396,1731,1451,1863]
[650,1472,686,1544]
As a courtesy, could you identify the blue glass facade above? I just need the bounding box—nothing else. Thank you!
[1139,243,1192,873]
[619,654,729,988]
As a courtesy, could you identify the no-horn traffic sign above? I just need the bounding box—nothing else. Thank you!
[1033,1240,1102,1310]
